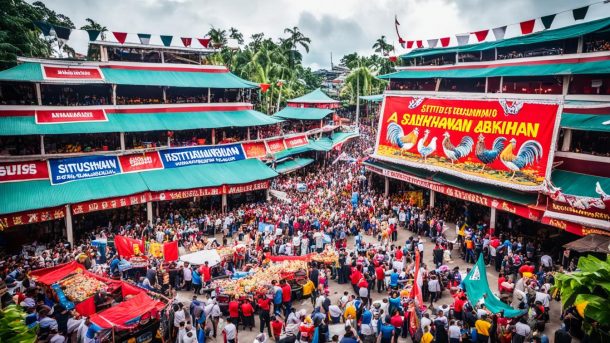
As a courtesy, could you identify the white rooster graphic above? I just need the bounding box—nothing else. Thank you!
[417,129,437,162]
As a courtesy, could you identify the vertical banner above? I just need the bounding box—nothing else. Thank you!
[48,155,121,185]
[373,95,561,190]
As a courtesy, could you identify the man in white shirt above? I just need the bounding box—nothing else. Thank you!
[420,313,432,332]
[223,318,237,343]
[514,318,531,340]
[448,320,461,342]
[183,264,193,291]
[540,255,553,269]
[328,304,342,323]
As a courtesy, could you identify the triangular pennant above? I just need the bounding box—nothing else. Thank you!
[113,32,128,44]
[456,33,470,46]
[520,19,536,35]
[416,40,423,48]
[34,21,53,36]
[440,37,450,47]
[137,33,151,45]
[198,38,211,48]
[398,37,406,44]
[541,14,556,29]
[181,37,192,47]
[472,29,489,42]
[426,39,438,48]
[160,35,173,47]
[573,6,589,20]
[406,41,414,49]
[51,25,71,40]
[492,26,507,40]
[86,30,101,42]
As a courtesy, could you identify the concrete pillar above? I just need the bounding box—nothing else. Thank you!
[40,135,45,155]
[147,201,153,224]
[499,76,503,94]
[257,129,261,140]
[266,188,271,202]
[562,75,570,96]
[160,51,165,63]
[384,176,389,197]
[247,127,251,141]
[112,84,117,105]
[120,132,126,151]
[162,87,167,103]
[429,190,436,208]
[100,46,108,62]
[577,35,584,53]
[221,194,227,213]
[490,207,497,235]
[435,78,441,92]
[208,88,211,103]
[211,128,216,145]
[35,83,42,105]
[561,129,572,152]
[65,204,74,246]
[167,135,171,147]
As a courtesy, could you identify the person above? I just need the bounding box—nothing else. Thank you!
[241,298,255,331]
[390,309,403,342]
[48,328,66,343]
[223,318,237,343]
[270,315,284,341]
[209,299,222,338]
[428,275,441,306]
[200,262,212,286]
[272,280,283,317]
[258,294,273,337]
[448,320,461,343]
[183,263,193,291]
[513,318,531,343]
[375,264,386,293]
[228,296,240,327]
[475,314,491,343]
[192,267,202,295]
[421,325,434,343]
[328,303,342,324]
[280,279,292,319]
[378,318,395,343]
[340,327,359,343]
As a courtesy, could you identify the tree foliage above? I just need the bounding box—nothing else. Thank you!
[338,52,390,104]
[0,305,37,342]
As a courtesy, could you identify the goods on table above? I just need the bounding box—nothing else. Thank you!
[60,272,107,302]
[216,247,235,259]
[311,247,339,264]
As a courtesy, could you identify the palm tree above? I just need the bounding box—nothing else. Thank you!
[372,35,393,56]
[283,26,311,53]
[80,18,107,40]
[229,27,244,45]
[208,27,227,48]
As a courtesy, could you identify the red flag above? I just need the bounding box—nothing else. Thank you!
[389,56,398,62]
[472,29,489,42]
[520,19,536,35]
[260,83,270,93]
[398,37,406,44]
[440,37,450,47]
[197,38,211,48]
[114,235,144,258]
[181,37,192,47]
[416,40,423,48]
[163,241,179,262]
[411,249,424,308]
[407,41,414,49]
[113,32,128,44]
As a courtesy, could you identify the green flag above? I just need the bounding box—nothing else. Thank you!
[463,255,525,318]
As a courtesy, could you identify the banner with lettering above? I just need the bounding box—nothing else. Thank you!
[48,155,121,185]
[41,65,104,81]
[72,192,151,215]
[159,143,245,168]
[266,138,286,154]
[284,135,309,149]
[226,180,270,194]
[242,141,268,159]
[119,152,163,173]
[0,161,49,183]
[150,186,223,202]
[374,95,561,190]
[0,206,66,230]
[36,109,108,124]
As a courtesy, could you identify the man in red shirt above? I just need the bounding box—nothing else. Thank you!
[228,296,240,326]
[390,309,404,341]
[241,299,254,331]
[453,293,466,321]
[199,261,211,286]
[375,264,386,293]
[350,266,363,294]
[270,315,284,341]
[280,279,292,318]
[257,295,272,336]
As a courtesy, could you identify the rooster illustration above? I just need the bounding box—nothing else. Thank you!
[417,129,437,162]
[475,134,507,171]
[442,132,474,165]
[386,123,419,155]
[499,138,543,179]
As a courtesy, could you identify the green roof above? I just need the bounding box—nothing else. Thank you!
[0,158,277,215]
[331,131,360,145]
[274,158,315,174]
[0,62,258,89]
[402,16,610,59]
[273,131,360,160]
[288,88,339,103]
[551,169,610,198]
[0,110,281,136]
[379,59,610,79]
[561,113,610,133]
[359,94,384,102]
[274,107,333,120]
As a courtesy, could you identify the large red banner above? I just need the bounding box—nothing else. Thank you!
[374,95,561,190]
[72,192,152,215]
[0,161,49,183]
[266,138,286,154]
[119,152,163,173]
[42,65,103,80]
[284,135,309,149]
[36,109,108,124]
[242,141,268,159]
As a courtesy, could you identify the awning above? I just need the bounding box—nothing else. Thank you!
[89,292,164,329]
[561,113,610,133]
[401,16,610,59]
[359,94,384,102]
[180,249,222,267]
[29,261,84,285]
[274,158,315,174]
[379,56,610,79]
[287,88,340,104]
[274,107,333,120]
[563,234,610,253]
[0,106,281,136]
[331,131,360,146]
[551,170,610,198]
[0,159,277,215]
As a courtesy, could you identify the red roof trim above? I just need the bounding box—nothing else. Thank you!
[100,64,229,73]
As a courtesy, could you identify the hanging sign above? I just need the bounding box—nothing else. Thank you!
[48,155,121,185]
[35,109,108,124]
[72,192,151,215]
[118,152,164,173]
[0,206,65,230]
[284,135,309,149]
[226,180,270,194]
[150,186,222,202]
[242,141,269,159]
[0,161,49,183]
[159,143,245,168]
[266,138,286,154]
[41,65,103,80]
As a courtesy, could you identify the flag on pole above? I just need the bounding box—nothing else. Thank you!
[456,33,470,46]
[114,235,144,258]
[163,241,179,262]
[427,39,438,48]
[411,248,424,308]
[181,37,192,47]
[86,30,101,42]
[198,38,211,48]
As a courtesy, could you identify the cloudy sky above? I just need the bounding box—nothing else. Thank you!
[40,0,610,69]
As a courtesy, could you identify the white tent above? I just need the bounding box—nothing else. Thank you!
[179,249,221,267]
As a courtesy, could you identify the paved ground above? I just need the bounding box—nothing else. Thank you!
[175,225,563,342]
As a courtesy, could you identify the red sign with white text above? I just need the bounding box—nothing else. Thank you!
[226,180,269,194]
[242,141,268,159]
[0,206,65,229]
[36,109,108,124]
[266,138,286,154]
[119,152,164,173]
[72,193,152,215]
[150,187,222,202]
[42,65,103,80]
[0,161,49,183]
[284,135,309,149]
[374,95,560,190]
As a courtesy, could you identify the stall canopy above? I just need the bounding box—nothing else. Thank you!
[29,261,84,285]
[0,158,277,216]
[179,249,222,267]
[551,169,610,198]
[274,131,360,160]
[273,107,334,120]
[89,292,164,329]
[400,16,610,60]
[359,94,384,103]
[560,112,610,133]
[0,62,258,89]
[287,88,340,104]
[563,234,610,254]
[274,158,315,174]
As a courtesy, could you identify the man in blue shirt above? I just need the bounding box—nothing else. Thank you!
[378,318,395,343]
[389,269,399,290]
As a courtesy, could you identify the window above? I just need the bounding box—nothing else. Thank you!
[568,74,610,95]
[502,76,562,94]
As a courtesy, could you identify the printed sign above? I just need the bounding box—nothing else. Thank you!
[266,138,286,154]
[150,187,222,202]
[42,65,103,80]
[226,180,269,194]
[119,152,164,173]
[48,155,121,185]
[72,193,151,215]
[159,143,245,168]
[242,141,268,159]
[374,95,561,190]
[0,207,65,229]
[0,161,49,183]
[284,135,309,149]
[35,109,108,124]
